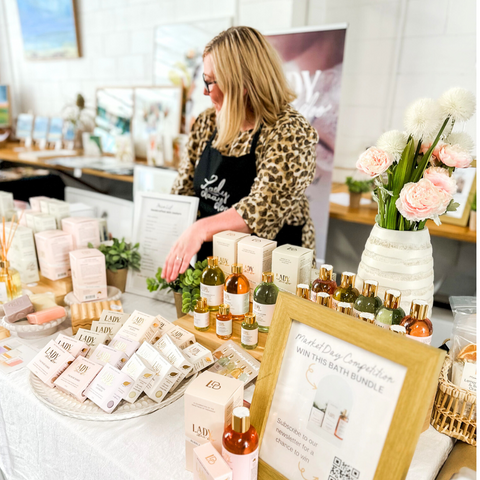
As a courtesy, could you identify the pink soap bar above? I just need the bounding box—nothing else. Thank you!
[27,306,66,325]
[3,295,35,323]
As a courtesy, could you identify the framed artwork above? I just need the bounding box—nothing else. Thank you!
[63,121,75,142]
[47,117,64,142]
[32,116,49,141]
[250,293,445,480]
[0,86,11,128]
[441,164,476,226]
[16,0,80,60]
[16,113,34,139]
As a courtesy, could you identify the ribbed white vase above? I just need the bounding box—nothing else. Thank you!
[356,224,434,313]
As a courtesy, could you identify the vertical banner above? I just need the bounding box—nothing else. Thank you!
[267,25,347,261]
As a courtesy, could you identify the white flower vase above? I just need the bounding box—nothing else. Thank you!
[356,224,434,313]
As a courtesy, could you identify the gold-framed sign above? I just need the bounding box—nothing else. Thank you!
[250,293,445,480]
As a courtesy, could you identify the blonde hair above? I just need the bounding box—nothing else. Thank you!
[204,26,295,149]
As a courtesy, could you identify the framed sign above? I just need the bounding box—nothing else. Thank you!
[250,293,445,480]
[126,192,199,300]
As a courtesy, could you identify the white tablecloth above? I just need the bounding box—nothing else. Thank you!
[0,294,454,480]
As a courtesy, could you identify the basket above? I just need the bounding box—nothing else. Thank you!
[431,355,476,445]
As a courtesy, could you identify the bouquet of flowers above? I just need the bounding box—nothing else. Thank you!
[356,87,475,231]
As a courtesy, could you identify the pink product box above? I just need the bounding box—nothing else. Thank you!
[27,340,75,388]
[61,217,100,250]
[90,344,128,369]
[34,230,73,280]
[85,363,134,413]
[54,356,103,402]
[109,335,141,359]
[29,196,50,211]
[69,248,107,302]
[54,333,89,358]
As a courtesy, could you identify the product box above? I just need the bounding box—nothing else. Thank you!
[25,211,45,230]
[184,372,244,471]
[29,196,50,212]
[85,363,133,413]
[33,214,57,234]
[237,236,277,300]
[99,310,130,325]
[167,325,196,350]
[47,200,70,229]
[69,248,107,302]
[109,334,140,359]
[40,198,55,214]
[54,333,89,358]
[61,217,100,249]
[117,311,160,343]
[0,191,15,216]
[74,328,109,356]
[151,315,175,343]
[90,321,122,338]
[90,344,128,369]
[183,343,215,376]
[272,244,314,295]
[213,231,251,277]
[27,340,75,388]
[54,356,103,402]
[34,230,73,280]
[121,354,155,403]
[6,223,40,283]
[194,442,232,480]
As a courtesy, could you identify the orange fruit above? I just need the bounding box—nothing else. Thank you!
[457,343,476,362]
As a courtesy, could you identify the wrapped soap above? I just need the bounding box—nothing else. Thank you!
[122,354,154,403]
[3,295,34,323]
[54,333,89,358]
[90,344,128,369]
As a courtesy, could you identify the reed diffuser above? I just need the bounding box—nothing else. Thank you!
[0,214,23,303]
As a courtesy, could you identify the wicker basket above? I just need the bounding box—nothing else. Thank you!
[431,355,476,445]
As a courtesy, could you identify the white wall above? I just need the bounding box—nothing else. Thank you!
[0,0,476,181]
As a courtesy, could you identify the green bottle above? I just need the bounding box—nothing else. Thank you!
[241,313,258,350]
[374,289,405,329]
[200,256,225,312]
[332,272,359,310]
[353,280,383,317]
[253,272,279,333]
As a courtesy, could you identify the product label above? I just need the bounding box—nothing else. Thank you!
[241,327,258,346]
[459,361,477,393]
[224,292,249,315]
[406,333,432,345]
[194,311,209,329]
[253,301,275,328]
[352,308,361,318]
[374,319,390,330]
[222,447,258,480]
[216,320,232,337]
[310,291,317,302]
[200,283,224,307]
[331,298,339,310]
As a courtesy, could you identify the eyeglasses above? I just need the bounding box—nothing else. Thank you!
[203,73,217,94]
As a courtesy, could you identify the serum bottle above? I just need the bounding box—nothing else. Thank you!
[222,407,259,480]
[224,264,250,321]
[400,300,433,345]
[253,272,278,333]
[241,313,258,350]
[200,256,225,312]
[193,297,209,332]
[332,272,359,310]
[216,304,233,340]
[311,264,337,301]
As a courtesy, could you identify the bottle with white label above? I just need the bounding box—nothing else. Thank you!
[253,272,278,333]
[193,297,209,332]
[224,264,250,321]
[216,304,232,340]
[334,410,349,440]
[222,407,259,480]
[400,300,433,345]
[241,313,258,350]
[200,256,225,312]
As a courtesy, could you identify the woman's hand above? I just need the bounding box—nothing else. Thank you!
[162,221,206,283]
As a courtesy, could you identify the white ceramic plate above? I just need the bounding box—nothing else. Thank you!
[29,371,197,421]
[64,286,122,306]
[1,315,67,339]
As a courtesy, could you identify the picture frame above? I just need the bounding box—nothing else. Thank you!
[250,293,445,480]
[16,113,34,139]
[32,116,49,141]
[47,117,64,143]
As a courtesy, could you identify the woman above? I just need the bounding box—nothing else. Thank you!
[162,26,318,283]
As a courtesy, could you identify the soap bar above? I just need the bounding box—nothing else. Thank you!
[3,295,35,323]
[27,306,66,325]
[29,292,57,311]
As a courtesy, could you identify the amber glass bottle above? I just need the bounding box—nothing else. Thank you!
[311,264,337,301]
[332,272,359,310]
[193,297,209,332]
[216,304,233,340]
[400,300,433,345]
[224,264,250,321]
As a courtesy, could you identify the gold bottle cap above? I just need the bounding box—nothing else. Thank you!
[218,304,230,315]
[410,300,429,320]
[296,284,310,299]
[207,256,218,267]
[336,302,353,315]
[390,325,406,335]
[358,312,375,323]
[244,313,256,325]
[262,272,274,283]
[340,272,356,288]
[316,292,331,307]
[384,289,401,309]
[362,280,378,298]
[196,297,207,310]
[231,263,243,274]
[232,406,251,434]
[320,264,333,281]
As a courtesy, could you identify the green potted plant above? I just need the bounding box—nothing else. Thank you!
[345,176,373,208]
[469,193,476,231]
[88,238,141,292]
[147,259,208,319]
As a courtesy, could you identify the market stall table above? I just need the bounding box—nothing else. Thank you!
[0,293,455,480]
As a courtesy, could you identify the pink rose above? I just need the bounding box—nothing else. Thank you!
[356,147,393,177]
[423,166,457,196]
[419,141,445,165]
[438,144,473,168]
[396,179,451,222]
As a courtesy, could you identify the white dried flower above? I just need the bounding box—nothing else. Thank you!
[404,98,442,140]
[438,87,476,122]
[376,130,408,159]
[446,131,475,153]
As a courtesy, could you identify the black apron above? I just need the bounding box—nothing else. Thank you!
[193,127,304,260]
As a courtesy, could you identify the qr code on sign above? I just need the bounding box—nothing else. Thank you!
[328,456,360,480]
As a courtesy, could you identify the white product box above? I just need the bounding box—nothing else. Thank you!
[0,192,15,216]
[213,231,251,277]
[90,321,122,338]
[5,223,40,283]
[272,244,314,295]
[99,310,130,325]
[61,217,100,249]
[54,333,89,358]
[34,230,73,280]
[194,442,232,480]
[151,315,175,343]
[25,211,45,230]
[48,200,70,229]
[90,344,128,369]
[33,214,57,233]
[109,334,141,358]
[40,198,55,214]
[69,248,107,302]
[167,326,195,350]
[74,328,109,356]
[183,343,215,376]
[185,372,244,471]
[29,196,50,211]
[117,311,160,343]
[122,354,155,403]
[237,236,277,300]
